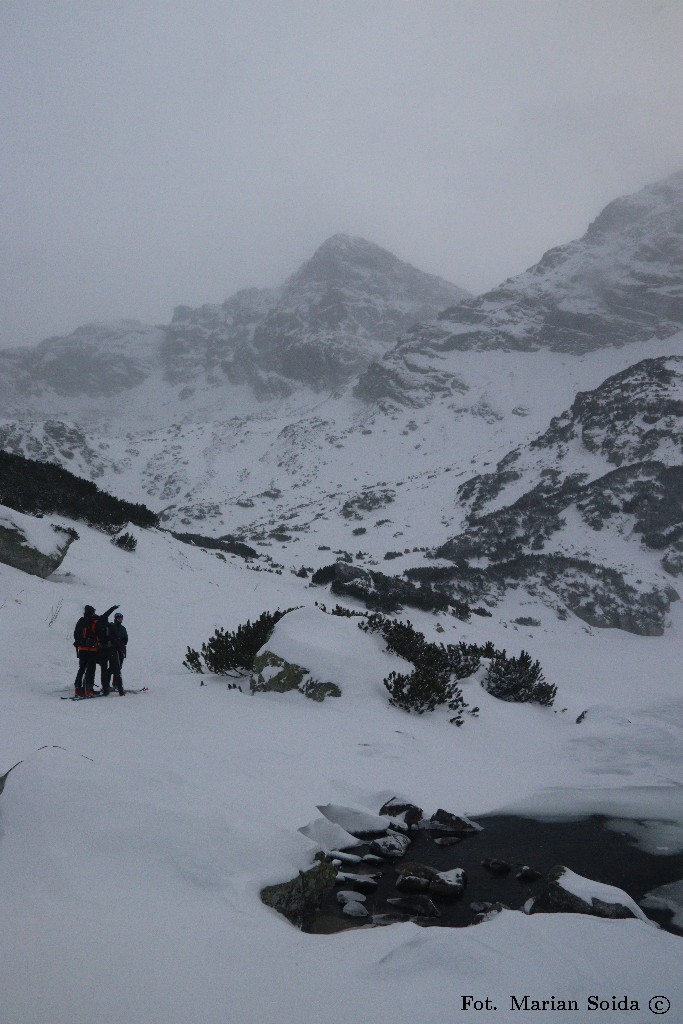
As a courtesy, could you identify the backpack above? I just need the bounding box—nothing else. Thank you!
[95,616,110,646]
[76,616,100,651]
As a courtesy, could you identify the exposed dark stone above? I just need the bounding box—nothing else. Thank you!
[528,865,639,920]
[260,859,337,929]
[516,865,543,882]
[482,858,512,877]
[395,865,432,893]
[387,895,440,917]
[430,809,481,835]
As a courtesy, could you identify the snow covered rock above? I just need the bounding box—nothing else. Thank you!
[429,868,467,898]
[250,650,340,700]
[640,879,683,929]
[379,798,424,829]
[336,890,367,906]
[317,804,395,837]
[0,506,76,577]
[395,862,467,899]
[528,866,653,923]
[470,902,506,925]
[335,872,379,893]
[341,900,370,918]
[369,832,412,859]
[298,818,363,853]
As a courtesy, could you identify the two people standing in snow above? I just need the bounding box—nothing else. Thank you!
[73,604,128,697]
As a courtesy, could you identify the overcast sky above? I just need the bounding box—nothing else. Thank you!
[1,0,682,349]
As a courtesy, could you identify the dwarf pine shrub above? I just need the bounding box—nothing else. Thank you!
[483,649,556,706]
[112,531,137,552]
[383,665,469,723]
[360,614,476,723]
[183,608,294,676]
[445,641,481,679]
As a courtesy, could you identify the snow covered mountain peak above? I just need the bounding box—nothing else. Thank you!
[356,171,683,407]
[0,237,467,408]
[584,168,683,245]
[285,232,464,296]
[164,232,468,394]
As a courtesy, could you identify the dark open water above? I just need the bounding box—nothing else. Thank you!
[309,815,683,935]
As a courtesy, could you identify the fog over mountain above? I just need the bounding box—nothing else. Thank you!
[1,171,683,637]
[3,3,682,349]
[0,234,465,408]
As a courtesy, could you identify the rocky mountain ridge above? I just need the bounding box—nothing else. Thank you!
[358,171,683,406]
[424,355,683,633]
[163,233,470,395]
[0,235,466,412]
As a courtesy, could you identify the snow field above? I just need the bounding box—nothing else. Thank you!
[1,521,682,1023]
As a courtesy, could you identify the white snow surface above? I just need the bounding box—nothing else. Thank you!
[1,522,682,1023]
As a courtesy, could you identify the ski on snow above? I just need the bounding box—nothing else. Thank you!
[61,687,149,701]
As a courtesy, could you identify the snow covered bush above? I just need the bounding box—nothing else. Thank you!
[112,531,137,552]
[183,608,294,676]
[359,614,477,723]
[383,663,470,724]
[482,649,556,706]
[446,640,481,679]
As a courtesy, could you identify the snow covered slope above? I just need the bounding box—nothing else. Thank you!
[1,518,683,1023]
[427,349,683,634]
[3,170,683,1023]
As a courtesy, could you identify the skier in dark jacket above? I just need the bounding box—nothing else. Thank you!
[73,603,118,697]
[102,611,128,696]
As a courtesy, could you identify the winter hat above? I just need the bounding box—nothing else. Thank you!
[84,605,95,616]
